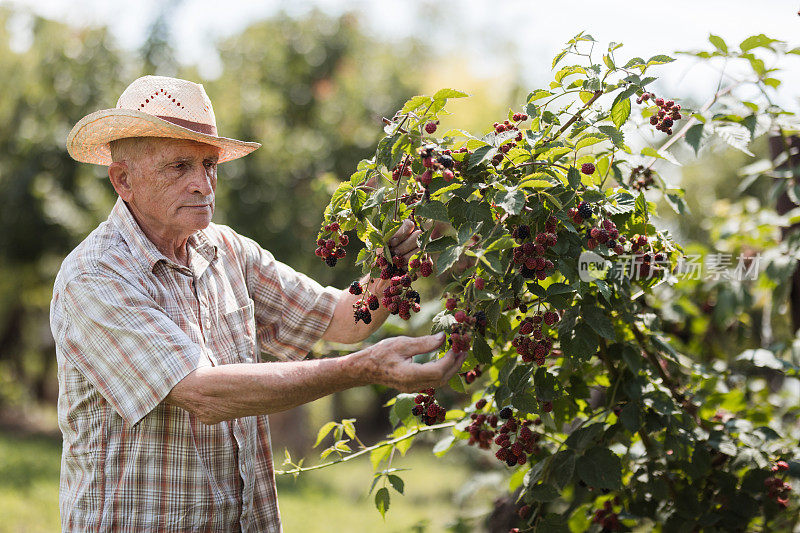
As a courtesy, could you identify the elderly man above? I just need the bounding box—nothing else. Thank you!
[51,75,465,532]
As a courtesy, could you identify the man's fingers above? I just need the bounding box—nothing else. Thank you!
[399,332,446,357]
[412,349,467,387]
[387,219,415,248]
[392,229,422,257]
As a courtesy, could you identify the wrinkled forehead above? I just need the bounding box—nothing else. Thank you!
[145,138,222,160]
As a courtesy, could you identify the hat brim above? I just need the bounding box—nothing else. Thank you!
[66,108,261,165]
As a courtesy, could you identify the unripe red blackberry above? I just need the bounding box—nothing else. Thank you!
[542,401,553,412]
[424,121,437,134]
[409,257,421,269]
[443,169,454,181]
[474,276,485,290]
[445,298,457,311]
[325,239,336,251]
[454,310,466,323]
[475,398,487,409]
[418,169,433,186]
[419,261,433,277]
[339,234,349,246]
[581,162,595,175]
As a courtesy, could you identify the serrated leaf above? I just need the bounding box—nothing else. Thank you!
[610,93,632,129]
[597,125,626,149]
[582,306,616,340]
[739,34,778,52]
[646,54,675,66]
[496,188,526,215]
[472,334,493,365]
[433,435,455,457]
[434,88,469,100]
[387,474,405,494]
[552,50,568,69]
[469,144,498,169]
[549,450,576,489]
[371,445,391,470]
[342,419,356,440]
[709,34,728,54]
[685,123,704,155]
[415,200,450,222]
[605,191,635,215]
[375,487,390,518]
[620,402,642,432]
[577,447,622,490]
[401,95,432,114]
[575,133,607,150]
[314,421,338,448]
[529,483,560,502]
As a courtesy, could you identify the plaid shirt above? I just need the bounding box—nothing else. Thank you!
[50,198,339,532]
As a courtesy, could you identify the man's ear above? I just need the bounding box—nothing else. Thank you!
[108,162,134,201]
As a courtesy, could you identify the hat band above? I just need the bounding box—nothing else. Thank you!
[156,115,218,136]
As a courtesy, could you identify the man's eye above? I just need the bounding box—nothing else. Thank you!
[173,163,186,171]
[204,161,217,170]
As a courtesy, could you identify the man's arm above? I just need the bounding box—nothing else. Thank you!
[322,219,421,343]
[165,333,465,424]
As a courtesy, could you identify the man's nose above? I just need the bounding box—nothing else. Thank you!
[189,165,214,196]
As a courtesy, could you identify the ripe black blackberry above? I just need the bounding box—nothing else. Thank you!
[367,295,379,311]
[349,281,362,295]
[499,406,513,419]
[325,256,338,267]
[577,202,593,219]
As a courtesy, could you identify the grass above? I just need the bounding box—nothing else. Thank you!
[0,427,491,532]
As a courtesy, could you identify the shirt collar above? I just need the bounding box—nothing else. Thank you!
[108,197,219,275]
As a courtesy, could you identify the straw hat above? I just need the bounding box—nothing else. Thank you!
[67,75,260,165]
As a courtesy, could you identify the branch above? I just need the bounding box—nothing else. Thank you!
[545,90,603,143]
[275,421,456,475]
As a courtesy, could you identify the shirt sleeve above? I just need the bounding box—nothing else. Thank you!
[238,235,339,361]
[57,272,203,426]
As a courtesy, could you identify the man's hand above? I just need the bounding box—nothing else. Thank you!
[387,218,421,262]
[348,332,467,392]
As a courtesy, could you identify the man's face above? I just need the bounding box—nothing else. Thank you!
[122,138,221,242]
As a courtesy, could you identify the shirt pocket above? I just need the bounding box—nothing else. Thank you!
[217,299,258,364]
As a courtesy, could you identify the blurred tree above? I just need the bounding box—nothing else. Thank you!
[0,8,123,406]
[208,10,424,287]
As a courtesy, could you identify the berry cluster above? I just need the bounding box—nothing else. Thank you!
[510,219,559,280]
[765,460,792,509]
[637,92,681,135]
[493,410,541,467]
[585,218,622,253]
[460,364,482,384]
[489,115,527,166]
[416,144,457,186]
[465,407,498,450]
[591,499,622,531]
[379,272,421,321]
[567,201,594,225]
[350,281,380,324]
[390,155,413,182]
[314,221,348,267]
[513,310,560,365]
[411,388,446,425]
[629,164,655,191]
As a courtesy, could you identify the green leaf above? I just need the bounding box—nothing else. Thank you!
[567,166,581,189]
[496,188,526,215]
[433,435,455,457]
[552,50,568,69]
[314,421,337,448]
[620,402,642,432]
[529,483,560,502]
[535,514,570,533]
[342,419,356,440]
[685,123,704,155]
[605,191,636,215]
[434,88,468,100]
[469,144,497,169]
[374,487,390,518]
[548,449,576,489]
[739,34,778,52]
[610,92,632,129]
[575,133,607,151]
[415,200,450,222]
[426,236,457,253]
[582,306,616,340]
[401,95,432,114]
[371,445,391,470]
[597,125,626,149]
[387,474,405,494]
[436,245,462,275]
[472,334,493,365]
[709,34,728,54]
[646,54,675,66]
[576,447,622,490]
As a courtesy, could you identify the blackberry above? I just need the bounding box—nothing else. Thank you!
[437,154,454,168]
[577,202,593,219]
[367,295,379,311]
[407,290,420,304]
[499,406,513,419]
[349,281,362,295]
[325,255,338,267]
